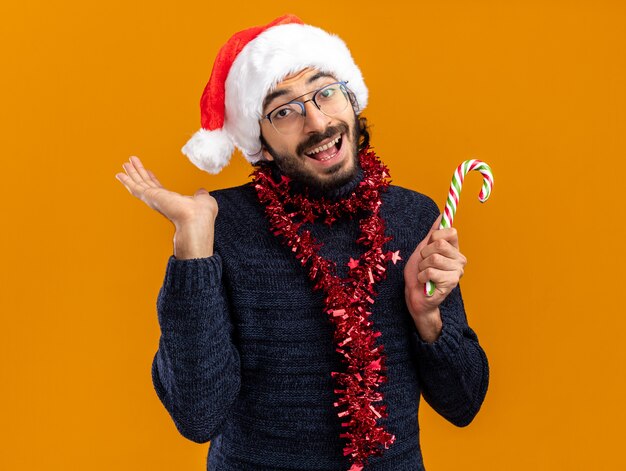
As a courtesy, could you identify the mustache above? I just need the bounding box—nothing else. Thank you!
[297,123,349,155]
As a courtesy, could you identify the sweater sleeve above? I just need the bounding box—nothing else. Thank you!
[151,252,242,443]
[412,196,490,427]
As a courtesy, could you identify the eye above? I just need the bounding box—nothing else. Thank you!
[272,106,294,120]
[319,87,336,99]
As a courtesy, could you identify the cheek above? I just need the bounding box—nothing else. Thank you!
[346,116,358,137]
[285,142,301,157]
[271,137,305,160]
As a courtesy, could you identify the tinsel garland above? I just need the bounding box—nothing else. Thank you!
[251,146,402,470]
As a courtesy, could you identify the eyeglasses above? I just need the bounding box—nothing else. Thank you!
[261,81,352,135]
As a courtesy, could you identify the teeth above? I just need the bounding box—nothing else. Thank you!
[305,135,341,155]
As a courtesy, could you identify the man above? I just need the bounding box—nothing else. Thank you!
[115,14,489,471]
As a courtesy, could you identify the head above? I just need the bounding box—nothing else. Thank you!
[180,14,370,176]
[255,67,369,192]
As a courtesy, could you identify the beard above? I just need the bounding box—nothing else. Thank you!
[262,114,361,194]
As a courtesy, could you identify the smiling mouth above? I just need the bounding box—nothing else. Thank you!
[303,134,343,161]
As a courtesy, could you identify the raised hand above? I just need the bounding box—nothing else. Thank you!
[115,156,217,259]
[403,214,467,338]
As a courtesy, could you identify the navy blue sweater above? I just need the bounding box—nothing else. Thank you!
[151,160,489,470]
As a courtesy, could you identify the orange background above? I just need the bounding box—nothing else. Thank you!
[1,1,624,469]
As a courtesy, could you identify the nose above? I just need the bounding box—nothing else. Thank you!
[302,99,331,134]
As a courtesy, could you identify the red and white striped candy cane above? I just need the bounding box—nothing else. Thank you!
[424,159,494,297]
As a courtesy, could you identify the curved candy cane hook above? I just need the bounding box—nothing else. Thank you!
[424,159,494,297]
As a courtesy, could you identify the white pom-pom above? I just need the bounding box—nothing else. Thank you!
[181,128,235,174]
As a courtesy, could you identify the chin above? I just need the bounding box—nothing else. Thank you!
[306,149,359,191]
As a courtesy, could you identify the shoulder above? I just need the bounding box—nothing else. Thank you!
[382,184,440,223]
[208,181,267,214]
[207,182,265,229]
[208,181,257,206]
[209,182,259,219]
[378,185,442,263]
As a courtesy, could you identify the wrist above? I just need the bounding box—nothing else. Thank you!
[173,224,214,259]
[412,307,443,344]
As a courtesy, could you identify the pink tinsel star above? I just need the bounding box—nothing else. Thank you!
[347,257,360,269]
[387,250,402,265]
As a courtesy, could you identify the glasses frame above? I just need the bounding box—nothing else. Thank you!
[261,80,351,135]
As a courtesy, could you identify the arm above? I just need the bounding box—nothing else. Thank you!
[410,196,489,427]
[115,157,238,440]
[413,282,489,427]
[151,252,242,443]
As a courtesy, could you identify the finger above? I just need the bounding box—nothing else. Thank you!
[417,267,454,286]
[146,169,164,188]
[418,251,462,272]
[415,213,443,252]
[428,213,443,235]
[430,226,459,250]
[405,213,444,282]
[121,160,146,186]
[116,169,141,191]
[122,157,152,190]
[420,238,460,261]
[118,163,151,199]
[115,173,134,193]
[128,156,157,188]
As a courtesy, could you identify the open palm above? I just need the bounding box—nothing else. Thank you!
[115,156,218,228]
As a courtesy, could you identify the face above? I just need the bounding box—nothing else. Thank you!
[260,67,360,193]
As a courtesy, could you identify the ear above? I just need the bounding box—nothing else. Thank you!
[259,130,275,161]
[260,144,274,161]
[347,90,359,112]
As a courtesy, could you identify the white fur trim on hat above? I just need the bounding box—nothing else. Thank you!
[181,128,235,174]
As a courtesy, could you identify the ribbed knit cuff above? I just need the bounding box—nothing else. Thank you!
[161,252,223,295]
[413,310,463,366]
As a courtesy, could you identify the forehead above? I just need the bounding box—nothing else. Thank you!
[282,66,316,83]
[262,67,338,110]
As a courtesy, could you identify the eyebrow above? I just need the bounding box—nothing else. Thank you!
[262,71,337,113]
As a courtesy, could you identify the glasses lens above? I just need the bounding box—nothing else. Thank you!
[316,83,349,116]
[269,103,302,134]
[267,83,351,134]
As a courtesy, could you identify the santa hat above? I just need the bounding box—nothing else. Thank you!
[181,14,368,174]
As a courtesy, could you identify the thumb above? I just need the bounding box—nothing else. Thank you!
[422,213,443,244]
[408,212,443,267]
[194,187,209,196]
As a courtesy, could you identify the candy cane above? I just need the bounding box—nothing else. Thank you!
[424,159,494,297]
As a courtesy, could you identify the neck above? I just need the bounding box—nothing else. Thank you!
[263,154,365,202]
[252,145,391,226]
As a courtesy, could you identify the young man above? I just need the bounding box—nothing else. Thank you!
[115,14,489,471]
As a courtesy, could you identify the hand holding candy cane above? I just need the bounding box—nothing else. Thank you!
[424,160,494,296]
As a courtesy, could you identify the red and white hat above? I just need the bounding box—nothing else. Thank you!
[181,14,368,174]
